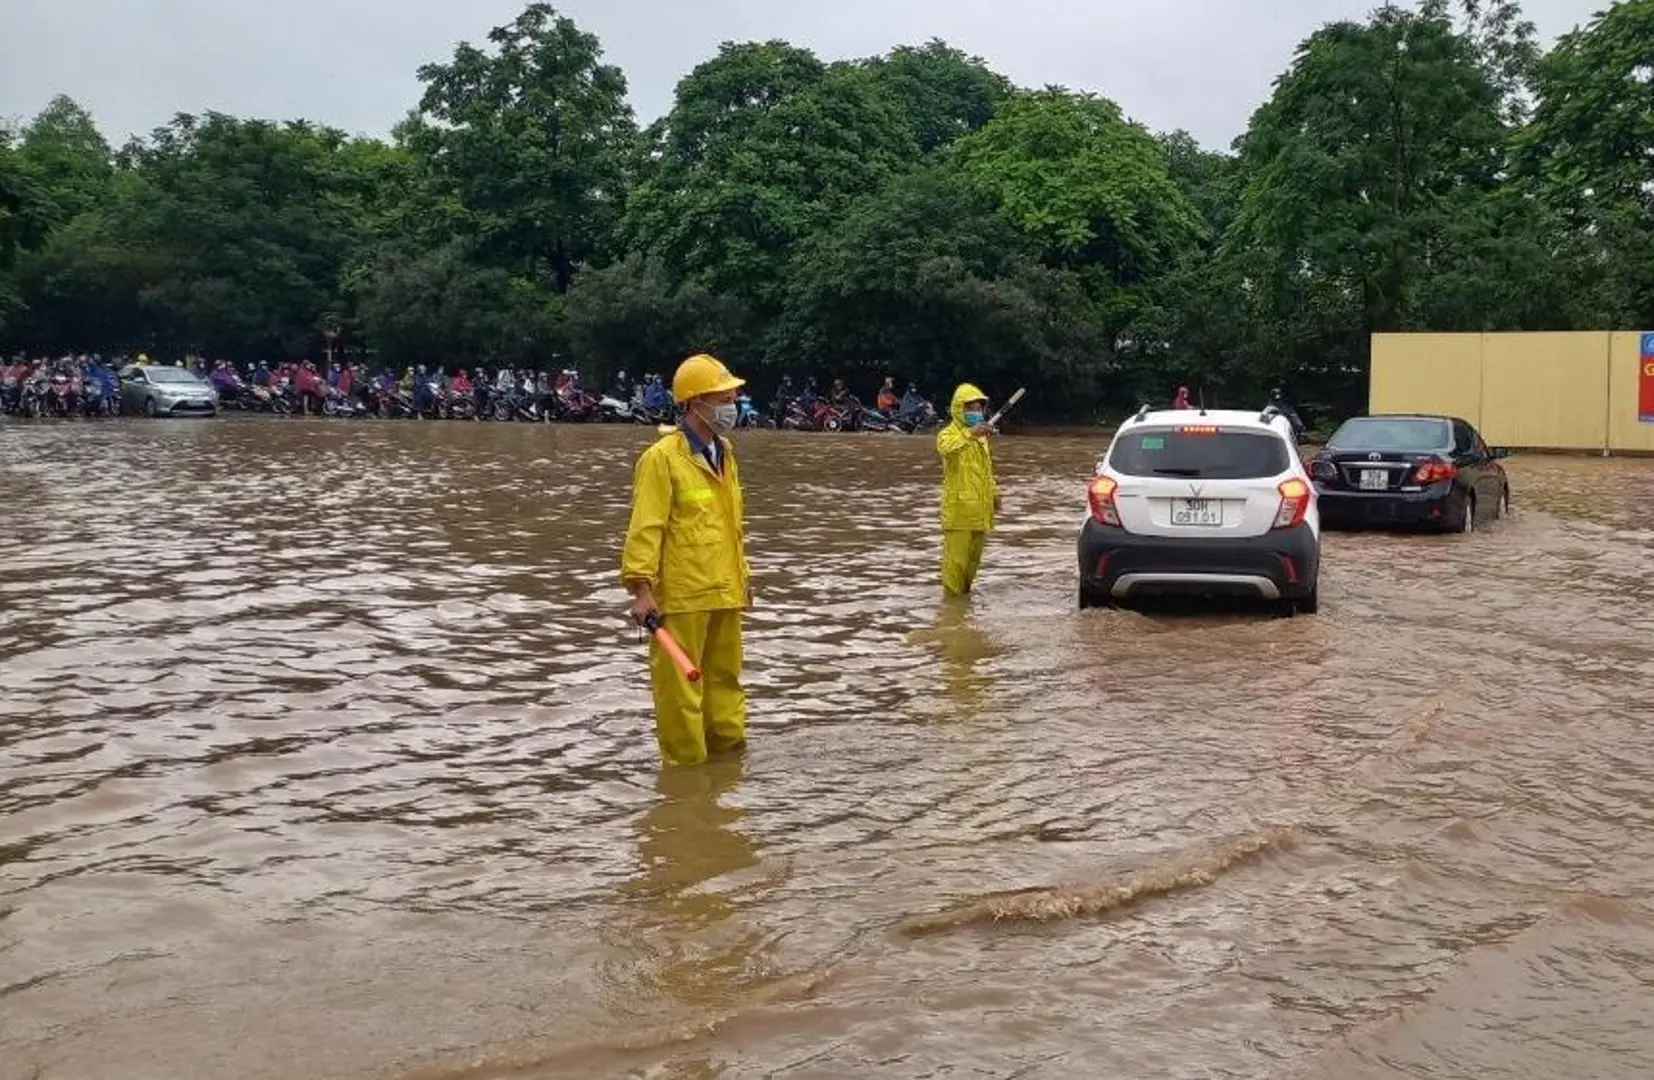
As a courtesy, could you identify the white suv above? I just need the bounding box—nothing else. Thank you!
[1077,405,1321,615]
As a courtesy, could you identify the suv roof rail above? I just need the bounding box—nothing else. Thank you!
[1131,403,1152,424]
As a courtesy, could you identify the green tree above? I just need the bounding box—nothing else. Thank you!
[17,94,113,224]
[563,252,746,384]
[13,113,378,358]
[771,166,1108,410]
[853,40,1012,154]
[349,237,562,371]
[1158,130,1242,242]
[950,87,1205,331]
[409,3,635,292]
[621,43,920,318]
[1198,3,1527,408]
[1428,0,1542,125]
[1516,0,1654,326]
[0,136,55,332]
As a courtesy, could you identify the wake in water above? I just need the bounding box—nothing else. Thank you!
[898,826,1297,937]
[399,964,838,1080]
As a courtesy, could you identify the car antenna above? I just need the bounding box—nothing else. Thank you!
[1132,403,1151,424]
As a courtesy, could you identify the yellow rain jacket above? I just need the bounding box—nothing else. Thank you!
[936,383,999,532]
[620,429,750,614]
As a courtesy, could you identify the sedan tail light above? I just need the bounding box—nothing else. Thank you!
[1088,476,1122,527]
[1412,459,1457,484]
[1273,477,1312,529]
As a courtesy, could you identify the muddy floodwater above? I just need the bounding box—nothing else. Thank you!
[4,418,1654,1080]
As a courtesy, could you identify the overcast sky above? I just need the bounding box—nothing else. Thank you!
[0,0,1605,151]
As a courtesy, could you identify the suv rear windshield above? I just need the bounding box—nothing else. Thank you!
[1107,428,1290,479]
[1327,417,1450,452]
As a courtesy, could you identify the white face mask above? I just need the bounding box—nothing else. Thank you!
[704,402,738,432]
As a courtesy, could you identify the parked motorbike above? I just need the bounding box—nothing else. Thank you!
[857,405,902,433]
[322,388,368,418]
[783,399,848,432]
[595,394,634,423]
[81,381,117,417]
[47,373,77,417]
[492,389,542,422]
[445,393,477,420]
[629,388,674,425]
[894,398,940,433]
[555,387,598,422]
[17,377,47,418]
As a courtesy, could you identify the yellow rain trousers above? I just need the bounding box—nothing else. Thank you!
[936,382,999,595]
[621,428,752,766]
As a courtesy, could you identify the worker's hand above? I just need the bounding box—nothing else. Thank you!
[629,586,660,627]
[971,422,993,437]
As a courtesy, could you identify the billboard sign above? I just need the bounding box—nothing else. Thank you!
[1642,332,1654,423]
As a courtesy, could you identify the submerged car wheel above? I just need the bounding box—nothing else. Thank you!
[1078,586,1112,611]
[144,397,157,418]
[1460,493,1476,534]
[1295,583,1320,615]
[1496,486,1511,519]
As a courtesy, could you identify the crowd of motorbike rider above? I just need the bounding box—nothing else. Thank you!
[5,351,1306,442]
[0,354,125,418]
[139,355,944,431]
[207,359,945,431]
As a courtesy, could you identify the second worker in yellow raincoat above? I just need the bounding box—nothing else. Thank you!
[936,383,1001,595]
[620,354,753,766]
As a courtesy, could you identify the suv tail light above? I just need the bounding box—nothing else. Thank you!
[1088,476,1122,527]
[1412,459,1456,484]
[1273,477,1311,529]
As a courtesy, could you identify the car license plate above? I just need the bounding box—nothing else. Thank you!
[1359,469,1388,490]
[1171,498,1222,526]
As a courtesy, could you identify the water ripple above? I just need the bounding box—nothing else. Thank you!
[2,418,1654,1080]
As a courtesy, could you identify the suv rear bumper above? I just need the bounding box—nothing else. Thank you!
[1077,520,1319,601]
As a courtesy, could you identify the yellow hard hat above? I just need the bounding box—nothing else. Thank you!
[671,353,744,403]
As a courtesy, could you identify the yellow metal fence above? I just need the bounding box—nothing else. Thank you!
[1369,331,1654,453]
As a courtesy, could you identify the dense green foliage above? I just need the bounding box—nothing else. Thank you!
[0,0,1646,418]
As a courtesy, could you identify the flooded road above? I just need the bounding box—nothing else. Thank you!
[3,418,1654,1080]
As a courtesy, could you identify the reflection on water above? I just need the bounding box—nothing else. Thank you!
[3,417,1654,1080]
[624,761,764,1004]
[907,596,1001,709]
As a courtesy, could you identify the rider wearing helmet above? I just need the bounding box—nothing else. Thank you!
[621,353,754,766]
[1269,386,1307,441]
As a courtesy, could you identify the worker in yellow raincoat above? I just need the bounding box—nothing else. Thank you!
[621,353,753,766]
[936,382,1001,595]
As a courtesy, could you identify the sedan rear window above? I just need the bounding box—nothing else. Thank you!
[1107,428,1290,479]
[1328,417,1450,451]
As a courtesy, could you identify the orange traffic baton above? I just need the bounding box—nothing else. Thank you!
[642,612,701,682]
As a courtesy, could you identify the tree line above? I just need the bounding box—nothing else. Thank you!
[0,0,1648,420]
